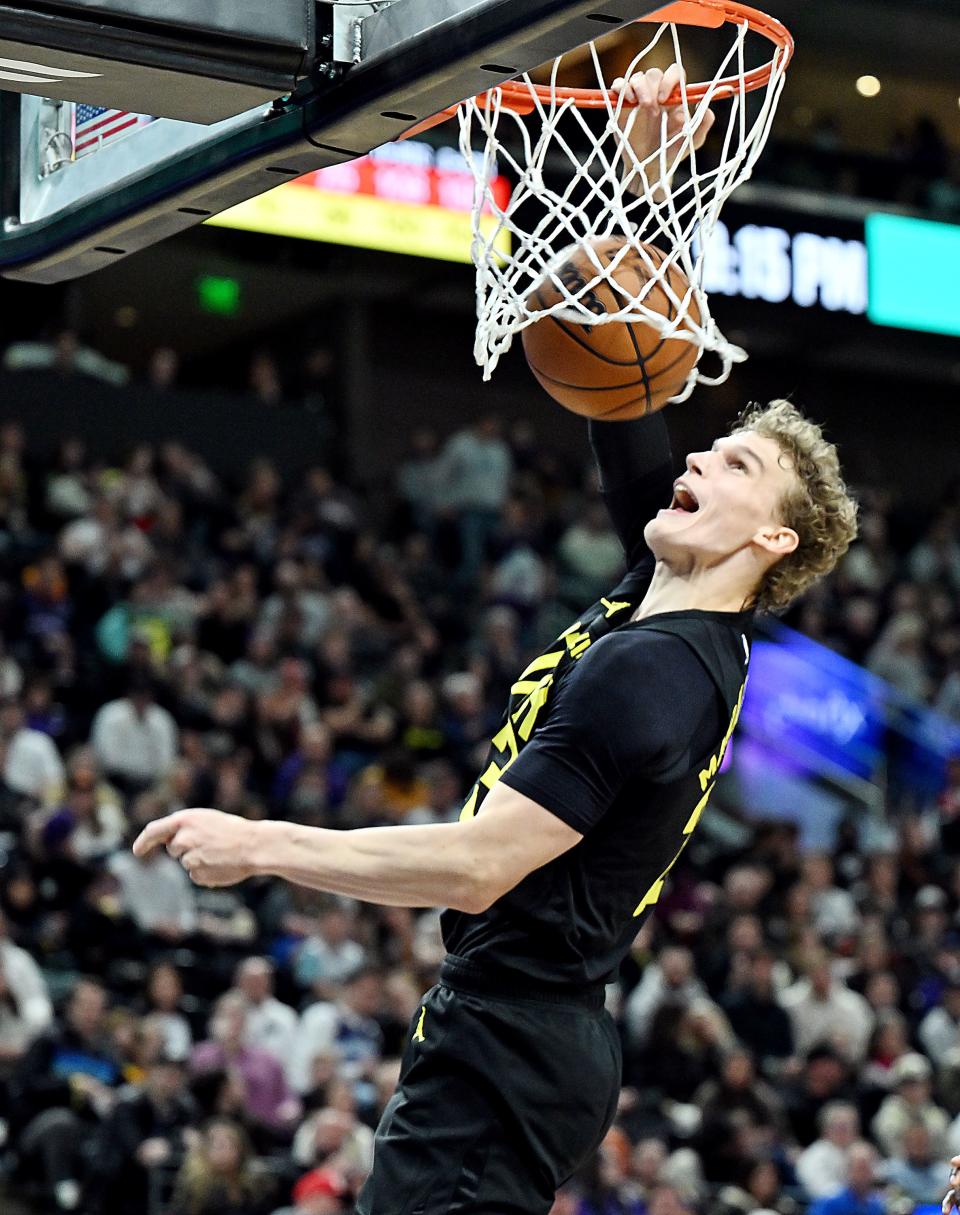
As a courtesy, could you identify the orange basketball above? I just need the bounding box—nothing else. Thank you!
[521,238,701,419]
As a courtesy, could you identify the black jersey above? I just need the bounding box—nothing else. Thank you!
[440,415,753,988]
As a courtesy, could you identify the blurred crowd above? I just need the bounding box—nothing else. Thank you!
[0,403,959,1215]
[764,113,960,219]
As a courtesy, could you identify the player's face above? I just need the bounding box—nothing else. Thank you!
[644,431,800,570]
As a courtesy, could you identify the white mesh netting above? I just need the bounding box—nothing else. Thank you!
[457,16,790,398]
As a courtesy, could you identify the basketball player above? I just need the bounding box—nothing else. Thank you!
[133,66,859,1215]
[944,1158,960,1215]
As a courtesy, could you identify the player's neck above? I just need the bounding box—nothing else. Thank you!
[632,561,753,620]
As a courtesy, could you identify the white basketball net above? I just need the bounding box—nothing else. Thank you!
[457,16,790,398]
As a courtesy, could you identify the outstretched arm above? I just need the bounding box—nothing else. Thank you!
[132,787,581,913]
[588,412,674,568]
[585,64,713,568]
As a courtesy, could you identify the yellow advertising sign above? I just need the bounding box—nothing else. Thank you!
[208,179,510,265]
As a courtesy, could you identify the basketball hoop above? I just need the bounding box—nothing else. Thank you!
[446,0,794,394]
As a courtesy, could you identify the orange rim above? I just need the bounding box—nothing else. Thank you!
[401,0,792,137]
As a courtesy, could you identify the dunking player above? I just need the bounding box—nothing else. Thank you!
[134,67,859,1215]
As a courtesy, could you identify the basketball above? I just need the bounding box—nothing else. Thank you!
[521,238,702,420]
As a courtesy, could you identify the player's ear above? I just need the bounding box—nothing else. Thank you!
[752,524,798,558]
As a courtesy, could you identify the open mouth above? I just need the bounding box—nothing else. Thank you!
[669,484,700,513]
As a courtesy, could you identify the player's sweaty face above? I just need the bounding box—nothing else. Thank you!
[644,431,797,566]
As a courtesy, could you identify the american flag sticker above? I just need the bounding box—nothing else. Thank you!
[72,105,153,157]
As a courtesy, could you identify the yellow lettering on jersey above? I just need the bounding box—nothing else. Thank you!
[634,680,747,916]
[698,753,720,791]
[514,674,554,741]
[511,650,564,695]
[458,619,620,824]
[492,719,519,763]
[459,784,480,821]
[563,630,591,659]
[600,598,631,618]
[479,760,502,789]
[458,721,520,820]
[632,833,693,917]
[633,876,665,917]
[698,680,746,792]
[683,783,713,836]
[412,1006,426,1043]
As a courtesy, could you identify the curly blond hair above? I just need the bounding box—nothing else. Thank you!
[730,399,858,613]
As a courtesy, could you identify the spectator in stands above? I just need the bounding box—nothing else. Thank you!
[885,1120,945,1205]
[807,1141,883,1215]
[861,1010,911,1093]
[841,511,895,597]
[91,675,178,793]
[693,1045,786,1183]
[871,1051,949,1158]
[108,822,199,943]
[783,1046,854,1147]
[272,722,347,820]
[43,747,126,861]
[9,978,121,1212]
[228,631,278,700]
[139,962,193,1062]
[909,511,960,593]
[866,612,932,702]
[556,498,625,607]
[796,1101,860,1200]
[235,957,298,1067]
[779,947,873,1064]
[294,904,368,996]
[87,1051,196,1215]
[0,909,52,1066]
[435,415,513,585]
[438,670,494,776]
[804,853,861,938]
[720,946,794,1071]
[192,993,301,1137]
[405,758,463,826]
[291,1086,374,1185]
[2,329,130,385]
[1,696,64,801]
[170,1116,277,1215]
[625,943,708,1050]
[288,967,384,1095]
[271,1166,349,1215]
[396,427,444,536]
[257,560,330,652]
[258,659,321,771]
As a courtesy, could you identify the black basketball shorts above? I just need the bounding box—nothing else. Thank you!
[355,955,622,1215]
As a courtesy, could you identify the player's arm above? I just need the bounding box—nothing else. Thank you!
[588,412,674,568]
[613,64,715,199]
[584,65,713,569]
[131,795,581,913]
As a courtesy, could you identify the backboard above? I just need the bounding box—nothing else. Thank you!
[0,0,667,284]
